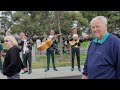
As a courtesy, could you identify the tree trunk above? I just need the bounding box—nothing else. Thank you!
[57,11,63,61]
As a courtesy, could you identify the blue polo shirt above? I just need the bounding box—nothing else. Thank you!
[83,32,120,79]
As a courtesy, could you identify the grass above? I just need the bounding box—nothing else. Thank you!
[81,41,89,48]
[32,53,87,69]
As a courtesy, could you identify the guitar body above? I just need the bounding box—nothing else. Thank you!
[69,39,79,46]
[37,39,53,51]
[37,33,61,51]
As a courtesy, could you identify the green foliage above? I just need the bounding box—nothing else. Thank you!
[1,11,120,39]
[0,11,13,35]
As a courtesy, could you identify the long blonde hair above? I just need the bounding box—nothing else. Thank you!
[4,36,18,46]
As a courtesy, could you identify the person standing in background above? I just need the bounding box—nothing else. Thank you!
[19,32,33,74]
[69,27,82,72]
[44,30,60,72]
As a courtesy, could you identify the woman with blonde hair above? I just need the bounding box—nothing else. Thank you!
[3,36,27,79]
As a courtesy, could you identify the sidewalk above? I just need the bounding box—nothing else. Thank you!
[0,66,83,79]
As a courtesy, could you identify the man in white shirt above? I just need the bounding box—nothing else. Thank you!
[19,32,33,74]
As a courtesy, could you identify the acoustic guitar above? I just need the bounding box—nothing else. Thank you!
[37,39,53,51]
[37,33,62,51]
[69,38,79,46]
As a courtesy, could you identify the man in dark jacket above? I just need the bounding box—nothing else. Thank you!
[82,16,120,79]
[69,27,82,72]
[44,30,59,72]
[19,32,33,74]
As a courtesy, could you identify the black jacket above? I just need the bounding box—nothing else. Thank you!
[3,45,25,77]
[18,37,33,52]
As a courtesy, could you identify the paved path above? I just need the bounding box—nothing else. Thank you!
[0,66,84,79]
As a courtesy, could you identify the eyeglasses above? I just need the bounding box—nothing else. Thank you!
[4,40,9,42]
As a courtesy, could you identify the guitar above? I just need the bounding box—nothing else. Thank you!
[37,33,62,51]
[37,38,53,51]
[69,38,80,46]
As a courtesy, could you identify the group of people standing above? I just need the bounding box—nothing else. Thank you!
[1,15,120,79]
[42,28,88,72]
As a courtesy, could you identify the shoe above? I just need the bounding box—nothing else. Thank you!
[28,71,32,74]
[45,68,49,72]
[54,68,58,71]
[71,68,74,71]
[21,71,28,74]
[78,68,81,72]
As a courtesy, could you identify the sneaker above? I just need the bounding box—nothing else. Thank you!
[28,71,32,74]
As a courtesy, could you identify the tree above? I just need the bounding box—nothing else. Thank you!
[80,11,120,32]
[0,11,13,36]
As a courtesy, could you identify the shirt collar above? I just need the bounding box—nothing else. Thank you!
[93,32,110,44]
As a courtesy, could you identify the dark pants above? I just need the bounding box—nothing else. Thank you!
[71,47,80,69]
[22,52,32,72]
[46,49,56,69]
[0,58,2,71]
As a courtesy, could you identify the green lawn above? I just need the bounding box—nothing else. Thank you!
[32,53,87,69]
[81,41,89,47]
[32,41,88,69]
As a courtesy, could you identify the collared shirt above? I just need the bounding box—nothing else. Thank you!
[83,33,120,79]
[23,39,29,54]
[93,32,110,44]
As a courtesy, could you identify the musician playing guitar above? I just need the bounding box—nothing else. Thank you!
[69,27,82,72]
[44,30,61,72]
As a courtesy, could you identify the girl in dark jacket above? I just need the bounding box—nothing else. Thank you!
[3,36,27,79]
